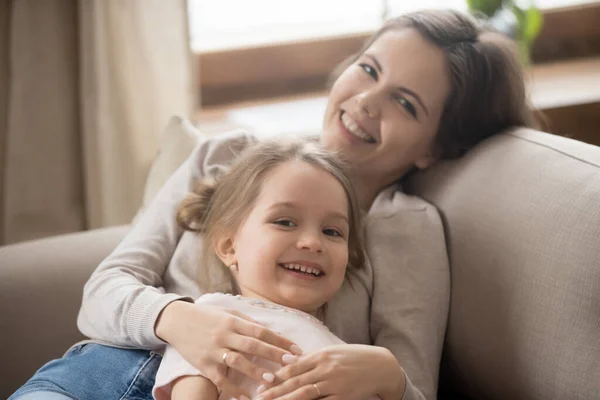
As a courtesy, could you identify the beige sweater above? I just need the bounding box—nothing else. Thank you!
[77,131,450,400]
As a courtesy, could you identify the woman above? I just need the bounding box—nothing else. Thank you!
[11,9,534,400]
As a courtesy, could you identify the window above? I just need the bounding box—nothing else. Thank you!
[189,0,594,52]
[189,0,600,106]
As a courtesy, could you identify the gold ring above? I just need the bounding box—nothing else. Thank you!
[313,383,321,397]
[222,351,230,366]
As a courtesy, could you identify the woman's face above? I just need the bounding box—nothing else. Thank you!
[321,28,451,188]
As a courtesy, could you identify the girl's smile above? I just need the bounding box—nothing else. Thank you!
[216,160,351,314]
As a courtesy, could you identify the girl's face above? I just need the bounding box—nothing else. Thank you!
[215,161,350,314]
[321,28,451,189]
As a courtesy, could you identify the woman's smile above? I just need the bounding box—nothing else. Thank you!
[339,112,377,144]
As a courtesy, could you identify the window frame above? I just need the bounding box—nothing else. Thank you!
[197,3,600,107]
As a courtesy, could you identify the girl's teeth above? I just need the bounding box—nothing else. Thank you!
[341,113,374,142]
[281,263,322,276]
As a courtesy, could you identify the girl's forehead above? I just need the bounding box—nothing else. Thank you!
[255,162,348,209]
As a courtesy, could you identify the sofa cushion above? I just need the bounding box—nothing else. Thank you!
[0,226,129,399]
[406,128,600,400]
[139,115,204,210]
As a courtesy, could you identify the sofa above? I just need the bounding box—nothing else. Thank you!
[1,127,599,399]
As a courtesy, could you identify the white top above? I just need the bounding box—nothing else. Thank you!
[153,293,381,399]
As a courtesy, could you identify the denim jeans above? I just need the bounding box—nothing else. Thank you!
[9,343,161,400]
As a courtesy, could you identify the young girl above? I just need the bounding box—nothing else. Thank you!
[153,138,374,400]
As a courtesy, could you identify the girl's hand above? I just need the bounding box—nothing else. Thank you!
[155,300,303,399]
[256,344,405,400]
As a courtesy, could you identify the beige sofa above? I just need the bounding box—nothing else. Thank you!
[1,127,599,399]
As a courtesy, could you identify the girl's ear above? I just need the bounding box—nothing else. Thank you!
[213,235,236,266]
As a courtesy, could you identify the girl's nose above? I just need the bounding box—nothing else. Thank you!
[296,231,323,253]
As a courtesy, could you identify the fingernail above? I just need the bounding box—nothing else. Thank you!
[240,396,250,400]
[257,384,266,393]
[282,353,297,364]
[290,344,303,355]
[262,372,275,382]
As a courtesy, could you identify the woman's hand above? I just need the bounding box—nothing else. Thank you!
[155,300,303,399]
[256,344,405,400]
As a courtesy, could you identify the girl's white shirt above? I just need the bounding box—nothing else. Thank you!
[153,292,381,400]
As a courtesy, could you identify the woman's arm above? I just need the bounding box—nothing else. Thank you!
[258,344,402,400]
[367,195,450,400]
[76,130,257,348]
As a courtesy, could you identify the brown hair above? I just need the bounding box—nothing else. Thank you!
[176,138,365,294]
[331,9,538,158]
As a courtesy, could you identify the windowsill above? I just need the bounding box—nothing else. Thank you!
[195,57,600,140]
[528,57,600,110]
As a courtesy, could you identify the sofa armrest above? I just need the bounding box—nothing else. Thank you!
[0,225,129,398]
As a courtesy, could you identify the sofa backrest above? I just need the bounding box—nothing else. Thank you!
[406,128,600,400]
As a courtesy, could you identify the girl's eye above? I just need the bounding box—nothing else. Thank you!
[273,219,296,228]
[323,228,343,238]
[359,63,378,80]
[394,95,418,118]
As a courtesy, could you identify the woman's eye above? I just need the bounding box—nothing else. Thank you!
[395,95,418,118]
[273,219,296,228]
[359,63,378,80]
[323,228,343,238]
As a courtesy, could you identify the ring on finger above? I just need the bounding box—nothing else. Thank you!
[313,383,321,398]
[222,350,231,366]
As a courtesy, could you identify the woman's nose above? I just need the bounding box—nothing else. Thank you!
[356,91,379,119]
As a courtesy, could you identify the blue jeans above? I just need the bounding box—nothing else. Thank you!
[9,343,162,400]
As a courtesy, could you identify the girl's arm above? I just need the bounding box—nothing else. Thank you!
[154,342,219,400]
[171,376,218,400]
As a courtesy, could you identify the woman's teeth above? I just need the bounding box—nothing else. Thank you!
[341,113,375,143]
[280,263,323,277]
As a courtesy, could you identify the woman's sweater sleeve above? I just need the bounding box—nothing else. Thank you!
[367,192,450,400]
[77,130,256,349]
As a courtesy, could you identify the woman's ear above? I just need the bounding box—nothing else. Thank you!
[415,145,441,170]
[414,153,437,170]
[213,235,236,266]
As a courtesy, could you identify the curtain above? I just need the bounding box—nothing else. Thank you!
[0,0,194,244]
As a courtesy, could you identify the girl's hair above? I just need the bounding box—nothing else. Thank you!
[176,138,365,294]
[331,9,538,158]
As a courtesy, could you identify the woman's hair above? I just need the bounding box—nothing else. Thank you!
[331,9,538,158]
[176,138,365,294]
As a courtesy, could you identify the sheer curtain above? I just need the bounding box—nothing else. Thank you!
[0,0,194,244]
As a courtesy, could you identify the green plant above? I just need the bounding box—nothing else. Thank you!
[467,0,543,63]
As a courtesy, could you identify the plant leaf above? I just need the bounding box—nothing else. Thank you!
[467,0,504,17]
[524,6,543,42]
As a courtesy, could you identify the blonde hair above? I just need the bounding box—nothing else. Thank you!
[176,138,365,294]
